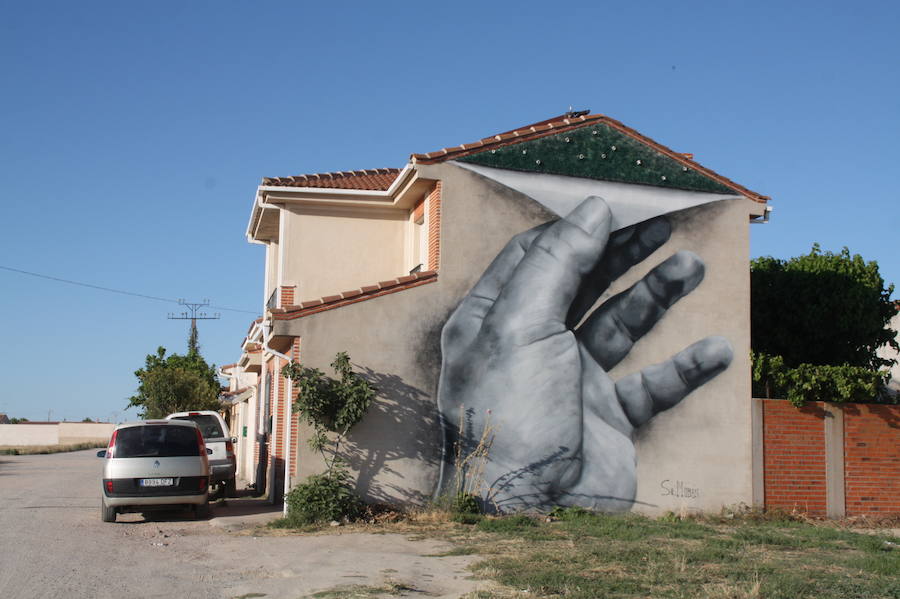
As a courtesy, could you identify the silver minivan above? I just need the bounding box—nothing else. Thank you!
[97,420,211,522]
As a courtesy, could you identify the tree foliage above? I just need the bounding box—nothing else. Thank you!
[282,351,375,465]
[127,346,221,419]
[281,352,375,525]
[751,351,889,407]
[751,244,897,406]
[751,244,896,369]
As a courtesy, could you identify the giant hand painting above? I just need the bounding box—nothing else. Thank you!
[436,195,734,512]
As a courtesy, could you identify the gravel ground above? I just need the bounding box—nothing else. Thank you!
[0,450,481,599]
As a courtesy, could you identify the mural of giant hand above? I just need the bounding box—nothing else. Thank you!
[437,196,733,512]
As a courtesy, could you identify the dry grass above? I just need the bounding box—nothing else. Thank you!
[268,506,900,599]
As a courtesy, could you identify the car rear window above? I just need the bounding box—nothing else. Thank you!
[170,415,224,439]
[114,425,200,458]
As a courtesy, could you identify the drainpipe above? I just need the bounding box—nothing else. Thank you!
[263,321,294,515]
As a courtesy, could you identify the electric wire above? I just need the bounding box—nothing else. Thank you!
[0,265,259,314]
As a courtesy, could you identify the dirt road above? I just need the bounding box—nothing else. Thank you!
[0,450,480,599]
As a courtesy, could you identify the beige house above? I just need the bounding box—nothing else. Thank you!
[238,112,772,514]
[218,361,259,484]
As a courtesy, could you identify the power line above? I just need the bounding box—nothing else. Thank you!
[0,265,259,314]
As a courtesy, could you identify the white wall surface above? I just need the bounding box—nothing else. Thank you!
[0,424,59,446]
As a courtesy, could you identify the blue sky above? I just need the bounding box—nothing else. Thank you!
[1,1,897,422]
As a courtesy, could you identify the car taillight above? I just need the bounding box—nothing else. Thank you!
[105,480,113,493]
[195,427,207,456]
[199,477,208,492]
[106,430,118,459]
[225,439,234,458]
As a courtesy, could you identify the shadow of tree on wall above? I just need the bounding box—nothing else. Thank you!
[841,403,900,428]
[339,368,442,506]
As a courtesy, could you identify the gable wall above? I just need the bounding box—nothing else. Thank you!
[277,161,755,513]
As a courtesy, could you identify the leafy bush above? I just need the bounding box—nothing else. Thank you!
[752,351,892,407]
[281,352,375,527]
[282,352,374,448]
[453,492,481,515]
[284,469,362,526]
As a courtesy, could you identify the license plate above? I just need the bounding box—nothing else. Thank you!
[140,478,174,487]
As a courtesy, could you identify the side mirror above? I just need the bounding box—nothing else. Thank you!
[206,448,213,455]
[96,450,107,458]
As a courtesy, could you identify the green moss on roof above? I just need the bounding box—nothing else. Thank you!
[456,121,735,195]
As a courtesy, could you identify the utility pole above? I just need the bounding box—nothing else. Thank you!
[167,299,220,353]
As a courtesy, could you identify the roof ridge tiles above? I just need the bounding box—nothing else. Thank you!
[262,167,402,191]
[411,113,768,202]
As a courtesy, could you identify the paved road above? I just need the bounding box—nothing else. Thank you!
[0,450,480,599]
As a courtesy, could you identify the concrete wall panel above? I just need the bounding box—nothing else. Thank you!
[0,424,59,446]
[57,422,115,444]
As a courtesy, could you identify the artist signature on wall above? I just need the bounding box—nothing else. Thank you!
[660,479,700,499]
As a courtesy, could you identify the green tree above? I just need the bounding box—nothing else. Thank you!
[127,346,221,419]
[751,244,897,405]
[751,244,896,369]
[281,352,376,524]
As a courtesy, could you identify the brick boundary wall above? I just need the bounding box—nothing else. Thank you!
[762,400,828,515]
[758,399,900,517]
[842,403,900,515]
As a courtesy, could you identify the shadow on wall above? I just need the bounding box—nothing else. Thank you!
[841,403,900,428]
[341,368,442,506]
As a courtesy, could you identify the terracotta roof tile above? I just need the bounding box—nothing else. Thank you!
[273,271,438,322]
[262,168,401,191]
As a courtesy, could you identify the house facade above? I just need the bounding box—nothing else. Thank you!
[218,361,259,483]
[237,112,771,514]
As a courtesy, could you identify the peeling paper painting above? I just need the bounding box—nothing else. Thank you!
[435,160,737,512]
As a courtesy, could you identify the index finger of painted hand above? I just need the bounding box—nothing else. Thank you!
[442,223,549,351]
[483,196,613,342]
[614,336,733,428]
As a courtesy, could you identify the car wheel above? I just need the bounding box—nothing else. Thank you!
[101,498,117,523]
[225,478,237,498]
[194,501,210,520]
